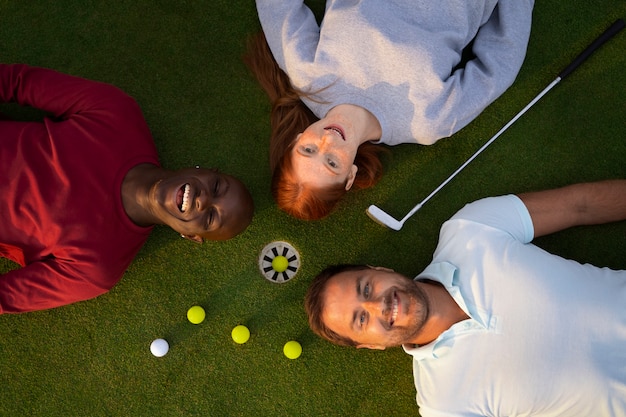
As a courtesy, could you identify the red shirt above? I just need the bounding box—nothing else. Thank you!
[0,64,159,313]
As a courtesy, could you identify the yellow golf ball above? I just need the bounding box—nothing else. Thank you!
[283,340,302,359]
[187,305,206,324]
[231,325,250,344]
[271,255,289,273]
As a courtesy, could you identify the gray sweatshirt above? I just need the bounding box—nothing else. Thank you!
[256,0,534,145]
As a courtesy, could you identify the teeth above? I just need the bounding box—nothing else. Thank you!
[391,296,398,325]
[181,184,190,212]
[326,127,344,140]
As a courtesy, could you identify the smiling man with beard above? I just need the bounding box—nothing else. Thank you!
[0,64,253,314]
[305,180,626,416]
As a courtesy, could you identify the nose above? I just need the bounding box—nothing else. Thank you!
[362,299,384,316]
[318,130,334,149]
[195,189,211,211]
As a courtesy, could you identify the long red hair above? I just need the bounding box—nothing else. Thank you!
[244,32,384,220]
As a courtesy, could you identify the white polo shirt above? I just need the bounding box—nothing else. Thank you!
[404,195,626,417]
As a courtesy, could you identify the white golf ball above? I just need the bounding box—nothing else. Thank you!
[150,338,169,357]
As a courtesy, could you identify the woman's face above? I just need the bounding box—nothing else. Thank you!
[290,118,359,190]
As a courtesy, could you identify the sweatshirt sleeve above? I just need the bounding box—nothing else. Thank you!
[0,63,141,122]
[0,260,113,314]
[435,0,534,138]
[255,0,321,75]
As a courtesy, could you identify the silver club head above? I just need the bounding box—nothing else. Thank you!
[366,205,403,230]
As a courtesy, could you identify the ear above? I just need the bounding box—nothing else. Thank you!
[356,343,386,351]
[344,164,359,191]
[182,234,204,244]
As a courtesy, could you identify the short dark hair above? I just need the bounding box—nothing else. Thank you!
[304,264,372,347]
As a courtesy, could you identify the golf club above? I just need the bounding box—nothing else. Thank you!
[367,18,625,231]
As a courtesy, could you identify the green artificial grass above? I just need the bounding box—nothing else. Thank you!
[1,1,625,416]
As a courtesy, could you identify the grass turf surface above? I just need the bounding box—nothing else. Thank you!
[1,1,625,415]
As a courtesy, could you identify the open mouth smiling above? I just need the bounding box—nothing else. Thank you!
[177,184,191,213]
[324,125,345,140]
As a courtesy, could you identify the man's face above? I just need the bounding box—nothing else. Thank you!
[321,267,428,349]
[151,168,253,241]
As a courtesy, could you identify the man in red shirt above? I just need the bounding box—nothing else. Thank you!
[0,64,254,314]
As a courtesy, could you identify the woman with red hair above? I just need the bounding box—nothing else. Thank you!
[246,0,534,220]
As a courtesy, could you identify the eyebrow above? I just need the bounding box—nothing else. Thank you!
[215,178,231,227]
[206,176,231,232]
[350,276,364,331]
[220,176,230,197]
